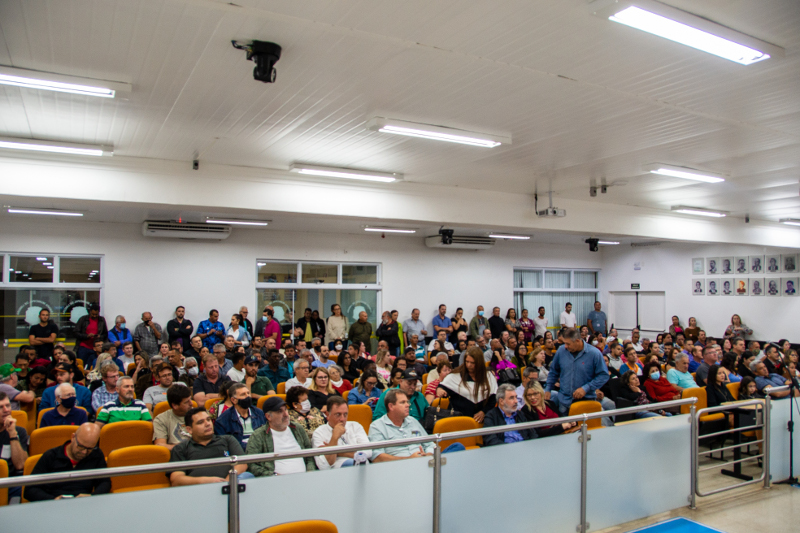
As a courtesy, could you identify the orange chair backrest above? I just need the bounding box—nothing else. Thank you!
[127,363,136,374]
[680,387,707,414]
[277,382,286,394]
[29,426,79,456]
[258,520,339,533]
[726,382,741,400]
[328,354,338,364]
[257,395,286,411]
[99,421,154,457]
[433,416,480,449]
[431,398,449,409]
[568,401,603,429]
[152,402,170,419]
[422,373,429,386]
[0,459,7,506]
[107,445,171,493]
[205,398,220,411]
[37,406,89,428]
[10,410,28,433]
[347,404,373,433]
[19,401,36,434]
[21,454,42,503]
[342,390,349,402]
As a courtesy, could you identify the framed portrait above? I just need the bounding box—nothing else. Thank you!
[721,278,734,296]
[734,278,748,296]
[766,254,781,273]
[720,257,734,275]
[750,278,765,296]
[707,257,719,275]
[782,277,798,296]
[707,278,719,296]
[734,257,749,275]
[692,258,704,275]
[691,278,704,295]
[782,254,798,274]
[749,255,764,274]
[766,278,781,297]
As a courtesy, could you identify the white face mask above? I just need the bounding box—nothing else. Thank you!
[187,367,199,376]
[299,400,311,413]
[335,344,343,351]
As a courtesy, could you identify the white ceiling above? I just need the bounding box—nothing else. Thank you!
[0,0,798,223]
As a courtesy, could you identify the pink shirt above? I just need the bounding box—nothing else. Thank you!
[263,319,281,341]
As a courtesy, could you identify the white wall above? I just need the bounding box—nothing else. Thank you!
[601,243,800,341]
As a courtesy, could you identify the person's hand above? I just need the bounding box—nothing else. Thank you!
[544,391,551,400]
[245,375,255,386]
[595,390,604,401]
[421,330,428,336]
[55,496,63,500]
[673,394,681,400]
[330,422,346,443]
[321,406,328,414]
[573,387,586,400]
[4,416,17,439]
[114,340,121,347]
[473,411,485,424]
[435,388,447,398]
[562,421,577,430]
[76,494,91,498]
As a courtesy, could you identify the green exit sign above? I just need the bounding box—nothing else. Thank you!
[631,283,640,290]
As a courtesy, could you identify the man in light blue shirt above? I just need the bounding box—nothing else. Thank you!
[545,328,609,415]
[586,301,607,336]
[431,304,453,339]
[754,362,794,398]
[402,309,428,346]
[666,353,698,392]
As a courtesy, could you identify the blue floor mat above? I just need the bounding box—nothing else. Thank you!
[626,518,727,533]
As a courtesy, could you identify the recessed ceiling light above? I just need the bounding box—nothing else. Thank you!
[8,208,83,217]
[598,241,620,245]
[779,219,800,227]
[205,218,269,226]
[0,66,131,98]
[0,136,112,157]
[364,227,417,234]
[643,163,725,183]
[671,205,728,218]
[367,117,511,148]
[488,234,531,240]
[290,164,402,183]
[598,2,783,65]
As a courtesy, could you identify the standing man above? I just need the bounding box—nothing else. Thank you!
[403,308,428,346]
[533,307,549,339]
[259,308,281,344]
[545,328,609,415]
[192,354,232,405]
[586,301,607,336]
[488,307,505,339]
[432,304,453,338]
[560,303,577,329]
[74,303,108,367]
[167,306,194,350]
[28,308,58,362]
[468,305,487,341]
[239,306,254,339]
[197,309,226,352]
[348,311,373,352]
[134,311,163,355]
[108,315,133,356]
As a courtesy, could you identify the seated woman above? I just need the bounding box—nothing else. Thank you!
[783,360,799,381]
[519,381,576,437]
[286,385,325,440]
[19,365,48,399]
[436,347,498,424]
[738,376,760,400]
[347,369,382,410]
[642,362,680,404]
[720,353,742,383]
[388,367,406,389]
[738,353,756,379]
[526,348,549,386]
[127,352,150,380]
[208,381,235,421]
[512,343,529,368]
[328,364,352,395]
[489,346,518,383]
[616,372,663,418]
[85,353,114,390]
[339,351,360,383]
[427,353,449,383]
[307,367,340,412]
[424,361,452,404]
[706,364,736,408]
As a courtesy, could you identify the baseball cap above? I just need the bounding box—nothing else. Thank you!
[261,396,286,412]
[244,355,259,365]
[54,362,73,374]
[402,369,419,381]
[0,363,21,378]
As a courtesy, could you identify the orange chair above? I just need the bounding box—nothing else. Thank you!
[433,416,480,450]
[277,382,286,394]
[431,398,449,409]
[152,401,196,419]
[0,460,7,507]
[726,382,741,400]
[680,388,725,422]
[205,398,220,411]
[258,520,338,533]
[328,354,339,364]
[21,454,42,503]
[107,445,171,493]
[99,421,154,457]
[569,401,603,430]
[19,401,36,434]
[257,394,287,410]
[347,404,373,433]
[422,373,429,386]
[127,363,136,374]
[10,410,28,434]
[37,406,89,428]
[29,426,79,456]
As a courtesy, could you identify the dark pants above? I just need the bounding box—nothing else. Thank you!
[77,346,97,369]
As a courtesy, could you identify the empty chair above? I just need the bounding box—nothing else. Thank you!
[347,404,373,433]
[29,426,79,456]
[258,520,338,533]
[0,460,7,507]
[107,445,171,493]
[99,421,154,457]
[433,416,480,450]
[277,382,286,394]
[726,382,741,400]
[568,401,603,430]
[10,410,28,435]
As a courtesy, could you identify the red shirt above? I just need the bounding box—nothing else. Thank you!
[80,318,99,350]
[64,444,78,467]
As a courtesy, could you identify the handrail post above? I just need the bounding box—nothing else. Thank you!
[578,415,589,533]
[228,464,240,533]
[764,393,771,489]
[690,403,697,509]
[432,435,442,533]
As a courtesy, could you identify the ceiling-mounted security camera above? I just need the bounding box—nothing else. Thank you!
[439,227,454,245]
[585,238,599,252]
[232,40,282,83]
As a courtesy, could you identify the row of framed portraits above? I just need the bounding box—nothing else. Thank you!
[691,277,798,296]
[692,255,798,275]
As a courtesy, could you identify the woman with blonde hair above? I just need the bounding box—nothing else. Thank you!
[519,381,576,437]
[307,366,340,412]
[374,349,393,382]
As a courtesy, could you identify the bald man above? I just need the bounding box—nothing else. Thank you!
[24,423,111,501]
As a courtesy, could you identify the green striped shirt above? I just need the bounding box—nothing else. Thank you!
[97,398,152,424]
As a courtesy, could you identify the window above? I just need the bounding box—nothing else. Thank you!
[513,268,599,334]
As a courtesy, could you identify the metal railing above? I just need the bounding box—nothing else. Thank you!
[0,399,697,533]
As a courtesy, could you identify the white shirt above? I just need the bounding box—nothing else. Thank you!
[271,427,306,475]
[284,377,312,390]
[560,311,577,328]
[629,341,643,352]
[227,367,246,382]
[143,382,186,406]
[533,317,548,338]
[427,339,454,352]
[311,421,371,469]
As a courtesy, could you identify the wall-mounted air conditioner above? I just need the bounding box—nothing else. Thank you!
[142,221,231,240]
[424,235,495,250]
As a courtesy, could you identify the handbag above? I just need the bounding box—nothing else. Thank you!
[423,405,462,433]
[497,367,521,387]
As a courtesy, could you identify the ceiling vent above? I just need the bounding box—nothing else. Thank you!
[630,241,663,247]
[142,221,231,240]
[425,235,495,250]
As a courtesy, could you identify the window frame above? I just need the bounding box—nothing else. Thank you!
[513,267,600,294]
[1,253,105,291]
[255,259,382,290]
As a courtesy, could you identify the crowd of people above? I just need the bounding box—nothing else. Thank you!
[0,301,797,503]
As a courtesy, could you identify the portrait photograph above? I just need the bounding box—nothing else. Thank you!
[782,277,798,296]
[750,278,764,296]
[766,254,781,273]
[720,257,733,275]
[707,257,719,275]
[735,278,748,296]
[734,257,749,275]
[721,278,734,296]
[692,258,704,275]
[782,254,798,273]
[766,279,781,297]
[707,278,719,296]
[691,278,704,295]
[749,255,764,274]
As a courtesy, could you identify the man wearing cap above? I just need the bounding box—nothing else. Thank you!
[213,383,266,451]
[40,383,88,428]
[40,363,94,415]
[95,376,151,426]
[75,303,108,367]
[246,396,316,476]
[371,369,427,422]
[312,396,390,469]
[242,355,275,399]
[0,363,35,410]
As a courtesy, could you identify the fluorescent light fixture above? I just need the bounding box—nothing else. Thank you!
[367,117,511,148]
[42,262,52,265]
[596,1,784,65]
[0,136,112,157]
[0,66,131,98]
[598,241,620,245]
[257,262,267,267]
[643,163,725,183]
[206,218,269,226]
[46,266,54,269]
[364,227,417,234]
[779,219,800,227]
[671,205,728,218]
[290,164,401,183]
[488,234,530,240]
[35,257,46,261]
[8,208,83,217]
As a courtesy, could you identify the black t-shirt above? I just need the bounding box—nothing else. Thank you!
[0,427,29,475]
[29,322,59,360]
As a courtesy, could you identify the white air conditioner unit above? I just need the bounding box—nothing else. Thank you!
[425,235,495,250]
[142,221,231,240]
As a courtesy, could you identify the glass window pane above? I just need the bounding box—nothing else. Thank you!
[342,265,377,285]
[257,262,297,283]
[514,270,542,289]
[301,263,337,284]
[9,256,54,283]
[574,272,597,289]
[257,288,298,335]
[544,270,570,289]
[59,257,101,283]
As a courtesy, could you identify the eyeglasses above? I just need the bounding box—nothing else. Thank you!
[74,440,98,452]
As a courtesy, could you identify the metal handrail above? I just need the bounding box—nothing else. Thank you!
[0,398,697,490]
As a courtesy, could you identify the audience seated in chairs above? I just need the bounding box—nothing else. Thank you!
[519,381,576,437]
[347,370,381,411]
[373,369,427,422]
[437,347,498,424]
[96,376,152,426]
[40,383,88,428]
[246,396,316,476]
[753,362,798,398]
[144,363,185,414]
[307,367,341,412]
[311,396,389,469]
[192,353,232,407]
[0,391,28,501]
[214,383,266,451]
[615,372,666,419]
[154,384,195,450]
[40,363,93,416]
[286,386,326,440]
[483,384,538,446]
[705,365,736,408]
[90,361,119,411]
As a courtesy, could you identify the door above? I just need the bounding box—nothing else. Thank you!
[608,291,666,339]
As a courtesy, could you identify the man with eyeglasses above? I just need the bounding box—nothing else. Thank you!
[24,422,110,501]
[284,360,313,390]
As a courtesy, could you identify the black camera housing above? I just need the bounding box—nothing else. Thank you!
[439,228,454,245]
[233,40,282,83]
[585,238,599,252]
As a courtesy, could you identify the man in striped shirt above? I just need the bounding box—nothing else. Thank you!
[96,376,152,426]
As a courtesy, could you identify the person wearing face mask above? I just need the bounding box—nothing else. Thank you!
[326,304,349,349]
[213,383,266,451]
[40,383,88,427]
[468,305,487,341]
[108,315,134,357]
[285,385,326,440]
[642,363,681,404]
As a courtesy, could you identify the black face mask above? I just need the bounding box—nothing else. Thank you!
[236,397,253,410]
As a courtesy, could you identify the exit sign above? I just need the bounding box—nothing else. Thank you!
[631,283,640,290]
